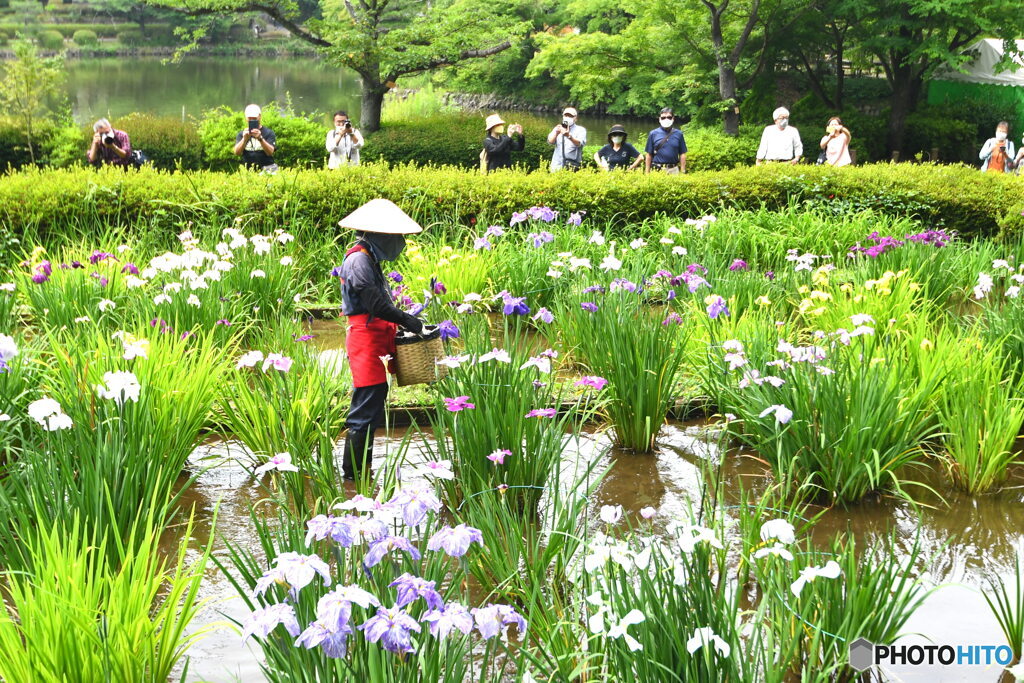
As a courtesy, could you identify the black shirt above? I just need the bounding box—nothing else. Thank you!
[235,126,277,169]
[597,142,640,170]
[482,133,525,171]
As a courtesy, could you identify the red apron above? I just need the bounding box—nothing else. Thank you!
[341,243,397,388]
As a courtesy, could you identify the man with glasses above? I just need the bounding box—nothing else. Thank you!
[644,107,687,174]
[547,106,587,171]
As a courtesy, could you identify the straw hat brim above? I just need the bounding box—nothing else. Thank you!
[484,114,507,131]
[337,198,423,235]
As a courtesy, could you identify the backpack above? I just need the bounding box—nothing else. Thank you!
[129,149,150,169]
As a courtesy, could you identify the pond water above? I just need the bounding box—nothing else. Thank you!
[173,326,1024,682]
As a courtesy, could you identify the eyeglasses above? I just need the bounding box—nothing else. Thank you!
[660,116,674,120]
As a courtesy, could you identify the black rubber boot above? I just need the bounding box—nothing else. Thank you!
[343,429,372,481]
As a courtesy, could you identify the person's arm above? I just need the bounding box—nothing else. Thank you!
[110,131,130,159]
[791,129,802,165]
[820,134,831,150]
[347,253,423,333]
[755,129,768,165]
[233,131,247,156]
[352,129,364,149]
[547,126,562,145]
[256,128,275,155]
[644,152,652,173]
[678,133,687,173]
[510,130,525,152]
[572,126,586,147]
[644,134,654,173]
[483,135,513,155]
[980,138,995,161]
[626,145,643,171]
[327,130,341,153]
[87,132,101,163]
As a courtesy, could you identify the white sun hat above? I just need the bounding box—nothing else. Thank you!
[484,113,506,131]
[337,199,423,235]
[244,104,262,118]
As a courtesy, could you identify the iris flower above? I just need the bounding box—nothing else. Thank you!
[421,603,474,639]
[390,573,444,610]
[444,396,475,412]
[428,524,485,558]
[242,603,300,642]
[255,452,300,476]
[525,408,557,418]
[360,605,421,653]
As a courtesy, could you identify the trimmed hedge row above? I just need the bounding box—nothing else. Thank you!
[0,23,173,39]
[1,163,1021,240]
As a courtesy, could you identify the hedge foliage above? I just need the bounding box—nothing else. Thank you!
[1,163,1021,241]
[0,23,173,39]
[37,30,64,50]
[71,29,98,47]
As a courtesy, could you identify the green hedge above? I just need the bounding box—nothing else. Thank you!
[197,105,327,171]
[1,163,1021,241]
[71,29,98,47]
[37,29,64,50]
[0,23,173,39]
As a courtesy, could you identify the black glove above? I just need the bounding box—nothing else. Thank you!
[401,313,424,335]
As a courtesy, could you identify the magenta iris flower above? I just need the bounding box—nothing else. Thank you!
[431,278,447,295]
[427,524,485,558]
[525,408,557,418]
[729,259,748,271]
[422,603,474,639]
[89,250,114,264]
[663,312,684,326]
[575,375,608,390]
[390,572,444,610]
[486,449,511,465]
[121,262,139,274]
[360,605,421,653]
[364,535,422,568]
[444,395,475,412]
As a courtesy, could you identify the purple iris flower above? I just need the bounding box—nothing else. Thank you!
[30,272,48,284]
[426,524,484,558]
[687,263,708,275]
[610,278,638,293]
[330,266,344,277]
[667,289,677,300]
[69,261,83,269]
[533,307,554,324]
[575,375,608,390]
[528,231,555,248]
[653,269,672,278]
[525,408,557,418]
[408,302,426,316]
[566,211,584,226]
[388,486,443,526]
[121,262,139,275]
[905,229,952,247]
[582,285,605,294]
[431,278,447,295]
[305,514,355,547]
[215,319,232,326]
[316,584,380,631]
[361,606,422,653]
[485,225,505,237]
[242,603,301,642]
[444,395,475,412]
[765,270,775,281]
[421,603,474,639]
[729,259,748,271]
[474,236,492,250]
[295,620,352,658]
[707,296,729,319]
[471,604,527,641]
[527,206,558,222]
[295,334,315,342]
[388,271,403,282]
[580,302,598,312]
[363,535,422,568]
[502,295,530,316]
[390,573,444,610]
[437,320,460,340]
[510,211,528,226]
[89,250,114,264]
[663,312,684,326]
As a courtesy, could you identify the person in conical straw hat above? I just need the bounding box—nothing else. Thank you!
[335,198,425,480]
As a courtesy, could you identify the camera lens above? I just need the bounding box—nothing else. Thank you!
[103,134,115,145]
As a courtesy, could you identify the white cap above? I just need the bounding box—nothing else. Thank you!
[772,107,789,120]
[244,104,262,118]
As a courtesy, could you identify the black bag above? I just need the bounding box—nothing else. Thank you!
[815,149,828,165]
[129,149,150,168]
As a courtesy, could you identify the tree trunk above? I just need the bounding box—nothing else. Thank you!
[834,29,844,110]
[720,64,740,136]
[886,68,922,157]
[360,83,387,133]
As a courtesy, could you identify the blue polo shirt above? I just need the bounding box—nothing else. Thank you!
[645,128,687,164]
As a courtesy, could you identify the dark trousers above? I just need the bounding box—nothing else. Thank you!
[343,382,388,479]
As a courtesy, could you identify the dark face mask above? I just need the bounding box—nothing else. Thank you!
[362,232,406,261]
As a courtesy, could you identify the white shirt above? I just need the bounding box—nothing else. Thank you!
[326,128,364,168]
[756,125,803,161]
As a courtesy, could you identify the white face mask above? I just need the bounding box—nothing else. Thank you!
[777,118,789,128]
[611,135,625,144]
[660,118,673,129]
[997,131,1008,141]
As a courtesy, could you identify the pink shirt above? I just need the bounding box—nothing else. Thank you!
[822,133,851,167]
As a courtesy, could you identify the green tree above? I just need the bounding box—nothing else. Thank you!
[150,0,529,132]
[0,39,66,164]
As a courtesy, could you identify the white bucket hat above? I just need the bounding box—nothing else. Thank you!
[773,107,790,120]
[338,199,423,235]
[244,104,262,118]
[484,114,506,131]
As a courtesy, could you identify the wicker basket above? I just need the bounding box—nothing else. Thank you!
[394,327,448,387]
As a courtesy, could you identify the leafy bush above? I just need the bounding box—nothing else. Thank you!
[904,110,975,163]
[112,112,203,170]
[71,29,98,47]
[0,31,9,47]
[117,29,143,46]
[197,104,326,171]
[37,29,64,50]
[2,163,1022,242]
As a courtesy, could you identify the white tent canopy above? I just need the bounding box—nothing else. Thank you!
[935,39,1024,87]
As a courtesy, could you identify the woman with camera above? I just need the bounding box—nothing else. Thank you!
[327,110,365,168]
[481,114,524,172]
[87,118,132,168]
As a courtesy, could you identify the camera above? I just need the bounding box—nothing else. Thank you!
[344,121,352,129]
[248,119,260,131]
[102,133,115,145]
[561,118,571,129]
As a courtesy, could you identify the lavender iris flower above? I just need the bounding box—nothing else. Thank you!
[502,295,530,316]
[305,514,355,547]
[360,606,421,653]
[706,296,729,319]
[532,307,554,323]
[485,225,505,237]
[580,302,598,312]
[474,236,492,250]
[437,320,460,340]
[426,524,484,558]
[316,584,381,631]
[295,620,353,658]
[729,259,748,271]
[567,211,584,226]
[388,486,443,526]
[390,572,445,610]
[271,551,332,592]
[471,604,527,641]
[242,603,301,642]
[582,285,605,294]
[421,602,474,639]
[510,211,528,226]
[364,535,422,568]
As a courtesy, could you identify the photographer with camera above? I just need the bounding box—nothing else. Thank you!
[546,107,587,172]
[981,121,1015,173]
[233,104,278,172]
[87,118,132,168]
[326,110,364,169]
[481,114,524,172]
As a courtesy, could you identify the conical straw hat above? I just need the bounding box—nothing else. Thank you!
[337,198,423,235]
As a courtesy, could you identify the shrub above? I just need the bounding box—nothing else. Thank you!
[112,112,203,170]
[1,163,1022,242]
[117,29,143,46]
[37,29,64,50]
[71,29,97,47]
[0,32,9,47]
[904,110,975,163]
[197,104,326,171]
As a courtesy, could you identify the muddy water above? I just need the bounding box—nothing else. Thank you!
[176,418,1024,682]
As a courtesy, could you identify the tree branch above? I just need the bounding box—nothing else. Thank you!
[171,2,332,47]
[385,40,511,80]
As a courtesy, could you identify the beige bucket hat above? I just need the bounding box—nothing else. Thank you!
[484,113,506,131]
[337,198,423,235]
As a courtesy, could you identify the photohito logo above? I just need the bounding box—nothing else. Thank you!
[849,638,1015,671]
